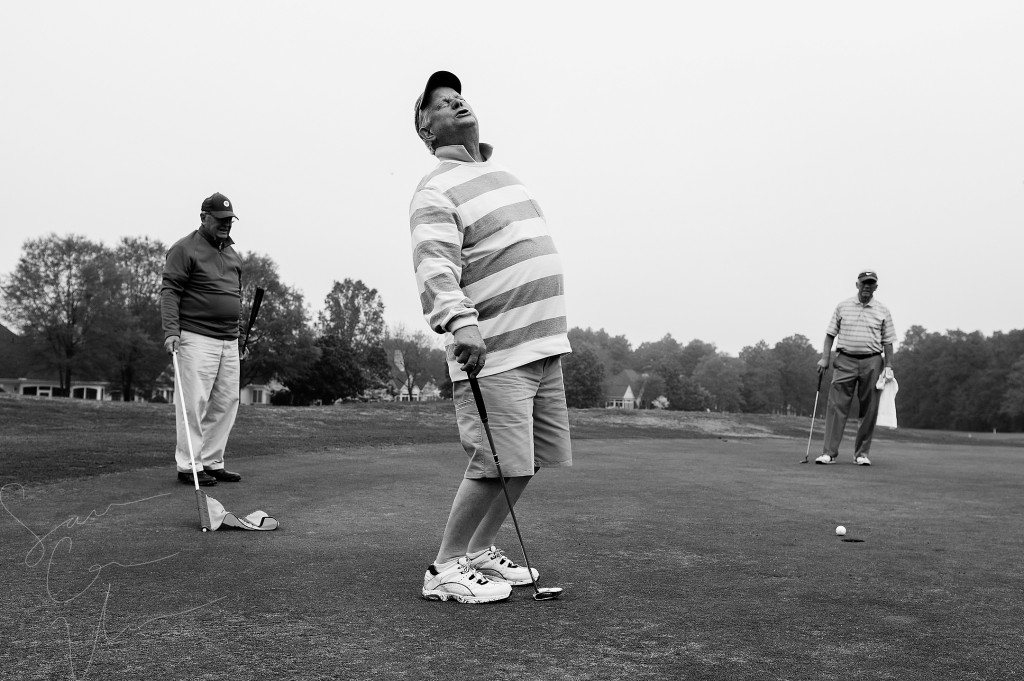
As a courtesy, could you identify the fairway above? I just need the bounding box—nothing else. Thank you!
[2,431,1022,680]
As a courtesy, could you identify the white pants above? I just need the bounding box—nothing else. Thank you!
[174,330,240,473]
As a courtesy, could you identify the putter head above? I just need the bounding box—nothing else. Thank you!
[533,587,562,601]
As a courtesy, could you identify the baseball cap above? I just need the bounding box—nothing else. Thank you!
[413,70,462,134]
[200,192,237,219]
[857,270,878,283]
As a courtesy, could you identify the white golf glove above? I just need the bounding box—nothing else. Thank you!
[883,367,895,381]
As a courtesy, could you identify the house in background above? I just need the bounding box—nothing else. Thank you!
[393,379,440,402]
[418,380,441,401]
[382,350,443,402]
[0,323,111,399]
[152,362,279,405]
[240,377,283,405]
[394,380,421,402]
[604,369,645,409]
[1,323,275,404]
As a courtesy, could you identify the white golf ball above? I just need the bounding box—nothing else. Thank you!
[836,526,847,536]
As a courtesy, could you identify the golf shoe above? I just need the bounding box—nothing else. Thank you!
[468,546,539,586]
[422,557,511,604]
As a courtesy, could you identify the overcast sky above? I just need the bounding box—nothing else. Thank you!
[2,1,1021,356]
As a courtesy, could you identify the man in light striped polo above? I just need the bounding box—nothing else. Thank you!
[410,71,573,603]
[815,270,897,466]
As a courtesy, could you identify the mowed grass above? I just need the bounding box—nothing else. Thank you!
[1,394,1012,487]
[2,395,1023,680]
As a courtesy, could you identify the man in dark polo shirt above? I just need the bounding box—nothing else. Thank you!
[815,270,897,466]
[160,192,245,486]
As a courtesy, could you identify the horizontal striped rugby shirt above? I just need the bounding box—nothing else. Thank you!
[826,296,897,355]
[410,144,571,381]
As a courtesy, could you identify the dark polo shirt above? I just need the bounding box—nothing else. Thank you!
[160,230,242,341]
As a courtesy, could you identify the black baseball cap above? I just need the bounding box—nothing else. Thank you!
[414,71,462,134]
[857,270,878,283]
[200,192,237,219]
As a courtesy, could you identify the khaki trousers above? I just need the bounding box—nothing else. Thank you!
[823,352,883,459]
[174,330,240,473]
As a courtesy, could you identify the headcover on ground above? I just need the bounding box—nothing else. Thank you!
[172,350,279,532]
[199,490,279,531]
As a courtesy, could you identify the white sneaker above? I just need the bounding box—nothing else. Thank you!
[468,546,539,586]
[855,455,872,466]
[422,557,511,603]
[815,454,836,465]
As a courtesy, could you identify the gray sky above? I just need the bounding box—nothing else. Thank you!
[2,1,1022,356]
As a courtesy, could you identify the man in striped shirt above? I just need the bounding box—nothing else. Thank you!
[815,270,897,466]
[410,71,573,603]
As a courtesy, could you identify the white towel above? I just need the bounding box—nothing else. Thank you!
[876,375,898,429]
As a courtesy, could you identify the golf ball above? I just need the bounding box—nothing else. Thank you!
[836,526,847,536]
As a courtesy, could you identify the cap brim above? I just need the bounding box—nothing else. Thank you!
[419,71,462,110]
[207,211,237,219]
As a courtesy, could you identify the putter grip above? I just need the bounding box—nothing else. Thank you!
[248,287,264,330]
[468,376,487,422]
[817,373,823,391]
[242,287,264,352]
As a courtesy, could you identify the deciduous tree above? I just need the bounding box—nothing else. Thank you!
[99,236,167,400]
[773,334,819,415]
[388,325,440,400]
[568,327,632,375]
[286,334,363,404]
[563,344,606,408]
[999,357,1024,430]
[318,278,390,390]
[693,354,745,412]
[237,252,317,392]
[740,340,783,413]
[635,334,687,410]
[1,234,118,395]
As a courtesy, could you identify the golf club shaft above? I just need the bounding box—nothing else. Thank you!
[172,350,212,531]
[172,351,202,491]
[803,373,824,462]
[468,376,544,596]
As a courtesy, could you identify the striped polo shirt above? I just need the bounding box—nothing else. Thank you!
[826,296,897,355]
[410,143,571,381]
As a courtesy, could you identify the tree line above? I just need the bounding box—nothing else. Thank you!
[562,328,824,416]
[3,234,1024,431]
[562,326,1024,432]
[0,234,448,405]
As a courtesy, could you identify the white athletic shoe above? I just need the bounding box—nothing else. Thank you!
[422,557,511,604]
[815,454,836,465]
[468,546,539,586]
[855,455,872,466]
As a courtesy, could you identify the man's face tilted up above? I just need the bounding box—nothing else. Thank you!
[419,86,478,151]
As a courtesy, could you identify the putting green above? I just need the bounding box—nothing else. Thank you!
[2,437,1021,680]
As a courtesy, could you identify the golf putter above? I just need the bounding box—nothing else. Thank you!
[800,373,824,463]
[467,375,562,601]
[172,350,213,531]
